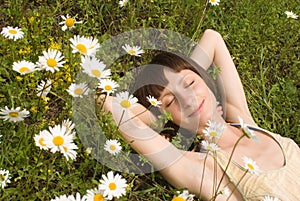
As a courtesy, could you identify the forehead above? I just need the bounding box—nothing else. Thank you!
[163,69,194,86]
[158,69,195,98]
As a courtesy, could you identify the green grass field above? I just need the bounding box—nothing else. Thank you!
[0,0,299,200]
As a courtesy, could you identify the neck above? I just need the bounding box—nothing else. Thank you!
[217,123,243,149]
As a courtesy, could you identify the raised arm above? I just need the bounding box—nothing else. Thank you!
[102,97,242,200]
[190,29,256,126]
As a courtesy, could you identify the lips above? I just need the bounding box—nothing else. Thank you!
[188,99,205,117]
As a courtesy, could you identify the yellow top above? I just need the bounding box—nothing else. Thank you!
[216,126,300,201]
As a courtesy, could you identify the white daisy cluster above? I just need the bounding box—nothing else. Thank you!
[34,119,78,161]
[51,171,127,201]
[0,169,11,189]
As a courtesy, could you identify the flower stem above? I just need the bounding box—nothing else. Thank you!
[199,152,209,199]
[215,134,245,194]
[117,109,125,128]
[119,108,148,126]
[226,170,248,201]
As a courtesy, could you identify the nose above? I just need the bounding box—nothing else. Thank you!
[177,91,195,109]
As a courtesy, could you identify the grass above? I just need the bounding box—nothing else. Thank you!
[0,0,299,200]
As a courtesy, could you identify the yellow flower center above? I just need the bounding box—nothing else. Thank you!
[207,145,213,151]
[211,0,216,2]
[128,49,136,55]
[109,182,117,190]
[65,18,75,27]
[53,136,64,146]
[9,29,17,35]
[76,44,87,54]
[94,194,104,201]
[91,69,101,77]
[120,100,131,108]
[172,197,185,201]
[210,131,217,137]
[150,100,157,105]
[0,175,6,182]
[74,88,84,95]
[247,164,254,171]
[110,144,116,151]
[47,58,57,67]
[19,67,30,73]
[39,138,46,146]
[9,112,19,118]
[104,85,113,91]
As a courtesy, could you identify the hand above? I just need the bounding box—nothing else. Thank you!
[97,94,113,112]
[216,101,223,116]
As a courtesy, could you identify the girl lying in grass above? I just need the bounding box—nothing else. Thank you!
[99,29,300,201]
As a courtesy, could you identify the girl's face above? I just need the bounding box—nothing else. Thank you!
[158,69,217,133]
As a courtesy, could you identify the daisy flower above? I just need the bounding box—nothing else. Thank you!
[81,56,111,80]
[67,83,90,98]
[37,49,65,73]
[59,14,83,31]
[70,35,100,56]
[61,142,78,161]
[115,91,138,109]
[146,95,162,108]
[284,11,298,19]
[34,130,50,150]
[119,0,128,7]
[36,79,52,98]
[0,106,30,122]
[12,60,37,75]
[98,78,119,95]
[0,169,11,188]
[172,190,195,201]
[201,140,220,152]
[122,44,144,57]
[262,195,280,201]
[43,124,78,156]
[242,156,260,175]
[99,171,128,200]
[1,26,24,41]
[209,0,220,6]
[62,119,75,134]
[104,139,122,155]
[238,116,258,141]
[202,120,225,141]
[85,185,109,201]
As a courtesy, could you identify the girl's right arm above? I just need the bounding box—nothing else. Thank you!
[190,29,256,126]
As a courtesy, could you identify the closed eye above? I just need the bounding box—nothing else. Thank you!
[166,98,176,107]
[185,80,194,88]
